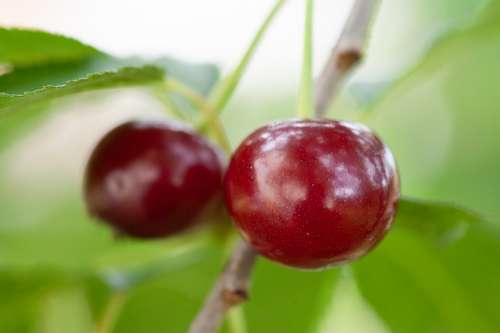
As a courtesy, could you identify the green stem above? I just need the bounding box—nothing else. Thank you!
[95,291,127,333]
[227,306,248,333]
[153,86,191,121]
[164,79,208,108]
[298,0,314,118]
[203,0,288,124]
[164,79,231,154]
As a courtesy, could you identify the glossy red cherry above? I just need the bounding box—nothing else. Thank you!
[84,120,223,238]
[224,119,399,268]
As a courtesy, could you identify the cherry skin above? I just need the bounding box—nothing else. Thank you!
[84,120,223,239]
[224,119,399,269]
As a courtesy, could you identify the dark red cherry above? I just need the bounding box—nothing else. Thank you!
[84,120,223,238]
[224,119,399,269]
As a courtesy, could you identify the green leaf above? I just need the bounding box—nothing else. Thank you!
[0,28,218,107]
[0,28,100,67]
[0,55,219,113]
[0,193,224,331]
[396,197,481,246]
[0,28,219,152]
[98,236,213,291]
[314,268,389,333]
[0,198,114,270]
[477,0,500,26]
[0,59,217,152]
[0,195,213,274]
[243,260,339,333]
[112,243,225,333]
[0,239,223,333]
[0,29,166,113]
[363,3,500,218]
[0,65,164,112]
[0,57,158,150]
[0,270,50,333]
[352,197,499,333]
[151,57,219,97]
[110,253,339,333]
[0,268,102,333]
[349,0,489,104]
[0,28,219,112]
[37,287,94,333]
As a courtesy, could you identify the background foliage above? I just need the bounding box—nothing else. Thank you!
[0,0,499,332]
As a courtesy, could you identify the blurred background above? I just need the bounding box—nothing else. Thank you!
[1,0,499,332]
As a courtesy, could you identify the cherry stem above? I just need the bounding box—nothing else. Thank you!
[315,0,379,117]
[187,2,380,333]
[95,291,126,333]
[153,86,192,121]
[198,0,289,132]
[297,0,315,119]
[164,79,232,154]
[187,239,257,333]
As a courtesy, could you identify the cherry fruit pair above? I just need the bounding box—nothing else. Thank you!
[85,119,399,268]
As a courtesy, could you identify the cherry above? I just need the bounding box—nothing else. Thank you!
[224,119,399,269]
[84,120,223,239]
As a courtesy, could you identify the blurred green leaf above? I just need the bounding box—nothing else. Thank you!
[82,274,112,325]
[0,270,51,333]
[0,196,216,274]
[348,197,497,333]
[0,268,102,333]
[0,198,114,270]
[242,260,340,333]
[99,237,212,291]
[315,269,389,333]
[0,28,100,67]
[111,252,339,333]
[477,0,500,25]
[37,286,94,333]
[352,191,499,333]
[0,245,223,333]
[353,222,500,333]
[113,243,225,333]
[396,198,481,246]
[363,2,500,218]
[350,0,489,103]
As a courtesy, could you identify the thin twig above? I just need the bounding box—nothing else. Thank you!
[188,239,257,333]
[315,0,379,117]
